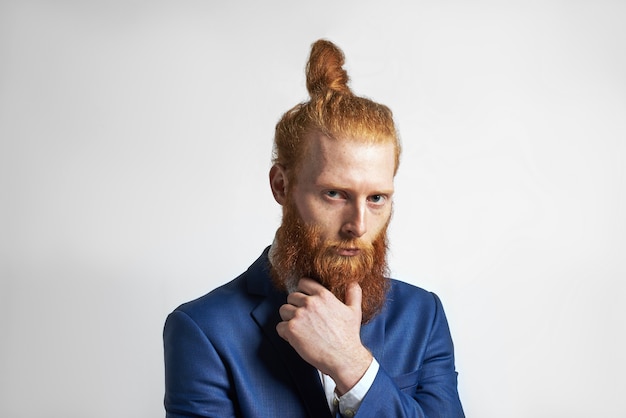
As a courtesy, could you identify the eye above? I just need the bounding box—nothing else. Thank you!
[368,194,387,205]
[325,190,343,199]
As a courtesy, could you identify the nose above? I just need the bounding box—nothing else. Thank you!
[341,201,367,238]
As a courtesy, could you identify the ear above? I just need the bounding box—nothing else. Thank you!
[269,164,289,205]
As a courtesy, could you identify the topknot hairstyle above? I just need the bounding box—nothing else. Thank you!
[272,39,401,182]
[306,39,352,97]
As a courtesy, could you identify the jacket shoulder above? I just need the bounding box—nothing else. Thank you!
[387,279,441,309]
[171,248,273,324]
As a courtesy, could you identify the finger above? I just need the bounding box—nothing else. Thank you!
[279,303,297,321]
[296,277,325,295]
[275,322,289,342]
[286,291,307,307]
[344,282,363,312]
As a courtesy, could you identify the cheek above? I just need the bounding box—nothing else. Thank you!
[292,195,316,224]
[303,208,339,235]
[294,198,342,237]
[369,212,392,238]
[292,191,325,223]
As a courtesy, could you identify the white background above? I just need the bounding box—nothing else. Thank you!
[1,1,625,417]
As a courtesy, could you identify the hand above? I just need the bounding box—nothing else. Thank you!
[276,278,373,395]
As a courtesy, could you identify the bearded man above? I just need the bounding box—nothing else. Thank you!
[163,39,464,418]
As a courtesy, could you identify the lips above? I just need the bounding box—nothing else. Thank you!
[336,247,361,256]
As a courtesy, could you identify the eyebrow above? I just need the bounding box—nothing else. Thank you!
[316,182,394,195]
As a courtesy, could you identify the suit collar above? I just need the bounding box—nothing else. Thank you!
[245,246,274,296]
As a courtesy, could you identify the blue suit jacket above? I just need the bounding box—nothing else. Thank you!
[164,248,464,417]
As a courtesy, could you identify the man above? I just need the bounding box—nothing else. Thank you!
[164,39,464,417]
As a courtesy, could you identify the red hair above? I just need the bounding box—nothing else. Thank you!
[272,39,401,183]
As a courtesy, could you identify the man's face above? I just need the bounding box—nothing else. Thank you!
[290,133,395,248]
[270,133,396,322]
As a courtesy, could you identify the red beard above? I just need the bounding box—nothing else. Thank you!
[270,199,390,323]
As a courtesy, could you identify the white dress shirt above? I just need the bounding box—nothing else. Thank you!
[319,358,379,417]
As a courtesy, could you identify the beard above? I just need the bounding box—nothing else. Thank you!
[270,198,390,323]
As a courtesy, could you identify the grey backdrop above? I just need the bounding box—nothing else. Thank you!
[2,1,625,417]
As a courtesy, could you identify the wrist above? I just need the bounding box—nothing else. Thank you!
[331,347,373,396]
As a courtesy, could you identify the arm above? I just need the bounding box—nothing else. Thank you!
[163,310,237,418]
[277,280,463,417]
[356,293,464,418]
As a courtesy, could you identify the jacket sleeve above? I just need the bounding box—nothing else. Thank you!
[355,293,464,418]
[163,310,237,418]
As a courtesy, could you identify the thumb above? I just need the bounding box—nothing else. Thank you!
[344,282,363,312]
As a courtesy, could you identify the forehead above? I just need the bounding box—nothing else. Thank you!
[296,133,396,188]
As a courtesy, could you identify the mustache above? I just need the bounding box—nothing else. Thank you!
[325,238,373,251]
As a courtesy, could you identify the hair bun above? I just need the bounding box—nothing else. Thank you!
[306,39,351,97]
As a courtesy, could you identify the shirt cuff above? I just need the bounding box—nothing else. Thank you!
[336,358,379,417]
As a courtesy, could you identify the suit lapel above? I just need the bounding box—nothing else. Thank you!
[361,310,386,362]
[247,250,332,418]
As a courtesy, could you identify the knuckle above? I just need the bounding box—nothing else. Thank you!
[286,320,299,334]
[303,296,319,310]
[319,289,333,302]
